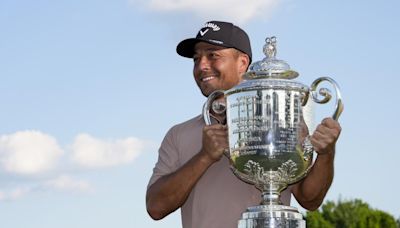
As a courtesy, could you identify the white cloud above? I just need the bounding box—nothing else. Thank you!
[0,175,93,201]
[0,131,147,201]
[44,175,93,193]
[131,0,281,23]
[0,131,63,175]
[9,187,30,199]
[0,187,31,201]
[71,133,144,168]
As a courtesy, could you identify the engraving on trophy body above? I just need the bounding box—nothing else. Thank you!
[227,87,312,192]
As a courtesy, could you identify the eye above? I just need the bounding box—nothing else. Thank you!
[209,52,220,59]
[193,55,199,63]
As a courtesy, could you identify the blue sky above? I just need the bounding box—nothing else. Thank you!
[1,0,399,227]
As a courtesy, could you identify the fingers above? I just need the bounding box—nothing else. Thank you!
[202,124,229,162]
[321,118,342,132]
[204,124,227,130]
[204,124,227,134]
[203,124,228,147]
[311,118,341,155]
[315,118,341,138]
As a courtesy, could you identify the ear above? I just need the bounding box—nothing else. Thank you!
[237,54,250,74]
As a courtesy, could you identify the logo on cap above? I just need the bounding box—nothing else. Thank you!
[203,22,221,31]
[199,29,209,36]
[199,22,220,37]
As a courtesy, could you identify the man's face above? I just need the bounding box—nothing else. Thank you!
[193,42,249,97]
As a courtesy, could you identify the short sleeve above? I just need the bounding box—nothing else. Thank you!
[147,126,181,189]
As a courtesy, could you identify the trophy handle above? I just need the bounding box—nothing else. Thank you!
[309,77,344,121]
[202,90,226,125]
[302,77,344,162]
[202,90,230,158]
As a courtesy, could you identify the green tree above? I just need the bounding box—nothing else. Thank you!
[304,199,398,228]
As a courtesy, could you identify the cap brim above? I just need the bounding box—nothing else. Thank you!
[176,38,232,58]
[176,38,199,58]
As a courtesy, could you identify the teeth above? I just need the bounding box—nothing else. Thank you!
[202,76,215,82]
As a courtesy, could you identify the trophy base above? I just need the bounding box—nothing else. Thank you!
[238,205,305,228]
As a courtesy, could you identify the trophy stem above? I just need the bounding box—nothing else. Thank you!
[259,181,286,205]
[238,188,305,227]
[261,190,281,205]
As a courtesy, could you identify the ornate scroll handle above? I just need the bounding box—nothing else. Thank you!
[202,90,226,125]
[202,90,230,158]
[309,77,344,121]
[301,77,343,162]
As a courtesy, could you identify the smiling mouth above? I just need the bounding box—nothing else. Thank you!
[201,76,216,82]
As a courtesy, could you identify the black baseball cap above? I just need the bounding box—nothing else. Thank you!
[176,21,252,62]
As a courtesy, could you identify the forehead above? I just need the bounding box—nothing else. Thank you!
[194,42,229,53]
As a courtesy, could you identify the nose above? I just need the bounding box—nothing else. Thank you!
[196,55,210,72]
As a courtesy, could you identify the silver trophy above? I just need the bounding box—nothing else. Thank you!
[203,37,343,228]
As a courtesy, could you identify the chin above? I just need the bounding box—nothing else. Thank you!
[200,82,227,97]
[199,87,214,97]
[204,90,224,98]
[202,91,212,97]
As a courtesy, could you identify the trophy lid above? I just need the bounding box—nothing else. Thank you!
[244,36,299,79]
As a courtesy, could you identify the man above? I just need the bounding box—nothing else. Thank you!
[146,21,341,228]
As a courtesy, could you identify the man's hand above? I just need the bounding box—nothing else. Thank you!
[200,124,229,163]
[292,117,342,210]
[311,118,341,156]
[147,124,229,220]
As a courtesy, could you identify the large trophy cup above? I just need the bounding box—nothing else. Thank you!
[203,37,343,227]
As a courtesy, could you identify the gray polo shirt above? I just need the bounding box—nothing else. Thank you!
[148,115,291,228]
